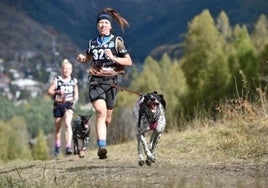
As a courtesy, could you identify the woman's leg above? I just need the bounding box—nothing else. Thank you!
[106,109,114,127]
[92,99,109,159]
[64,109,74,154]
[54,117,62,156]
[93,99,107,144]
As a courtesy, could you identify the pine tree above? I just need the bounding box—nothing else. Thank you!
[32,129,49,160]
[0,121,9,161]
[133,56,161,92]
[158,54,188,128]
[232,25,258,98]
[182,9,231,113]
[252,14,268,83]
[216,11,232,40]
[252,14,268,55]
[8,117,32,160]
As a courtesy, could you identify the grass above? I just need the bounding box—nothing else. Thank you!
[0,99,268,187]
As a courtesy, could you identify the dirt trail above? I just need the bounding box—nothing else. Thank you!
[1,143,267,188]
[1,129,268,188]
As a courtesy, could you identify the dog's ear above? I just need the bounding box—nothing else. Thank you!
[158,94,166,109]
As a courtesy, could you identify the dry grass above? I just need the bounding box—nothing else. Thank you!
[0,98,268,187]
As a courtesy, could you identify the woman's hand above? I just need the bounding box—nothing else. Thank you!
[77,54,87,63]
[54,89,62,95]
[105,49,115,60]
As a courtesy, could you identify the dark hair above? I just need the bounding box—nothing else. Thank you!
[98,8,129,32]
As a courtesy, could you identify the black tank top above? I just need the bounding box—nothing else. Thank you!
[86,34,128,76]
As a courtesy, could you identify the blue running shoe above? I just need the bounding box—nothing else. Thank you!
[54,146,60,157]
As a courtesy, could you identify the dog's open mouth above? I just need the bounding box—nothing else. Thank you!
[84,123,89,129]
[149,102,159,113]
[83,120,89,128]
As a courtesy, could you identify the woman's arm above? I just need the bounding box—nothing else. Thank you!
[47,80,58,97]
[77,54,92,64]
[106,37,132,66]
[73,79,79,101]
[109,53,132,66]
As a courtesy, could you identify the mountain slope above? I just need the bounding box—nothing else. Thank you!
[0,2,80,62]
[1,0,268,63]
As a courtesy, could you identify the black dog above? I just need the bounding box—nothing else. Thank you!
[72,115,92,158]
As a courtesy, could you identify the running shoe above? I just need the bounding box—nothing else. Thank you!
[66,147,72,155]
[54,146,60,157]
[97,147,107,159]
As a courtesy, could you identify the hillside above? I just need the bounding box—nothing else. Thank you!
[1,0,268,63]
[1,79,268,187]
[0,3,80,62]
[0,115,267,187]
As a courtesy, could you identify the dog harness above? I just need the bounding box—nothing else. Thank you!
[86,34,128,76]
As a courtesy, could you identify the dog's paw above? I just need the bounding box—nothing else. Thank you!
[138,160,145,166]
[145,159,152,166]
[98,147,108,159]
[79,150,85,158]
[149,153,156,163]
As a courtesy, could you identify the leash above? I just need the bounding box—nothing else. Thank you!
[88,75,142,96]
[111,84,142,96]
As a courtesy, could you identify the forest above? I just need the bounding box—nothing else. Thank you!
[1,9,268,162]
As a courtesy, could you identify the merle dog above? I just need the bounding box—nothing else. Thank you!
[133,91,166,166]
[72,115,92,158]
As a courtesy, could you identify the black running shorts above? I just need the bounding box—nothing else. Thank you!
[89,76,118,109]
[53,102,73,118]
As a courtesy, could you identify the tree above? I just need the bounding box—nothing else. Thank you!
[0,95,54,139]
[0,117,32,161]
[181,9,231,114]
[231,25,258,98]
[258,44,268,85]
[252,14,268,55]
[8,117,32,160]
[23,96,54,137]
[32,129,49,160]
[0,120,9,161]
[131,56,161,93]
[252,15,268,83]
[0,95,21,121]
[216,11,232,40]
[158,54,188,127]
